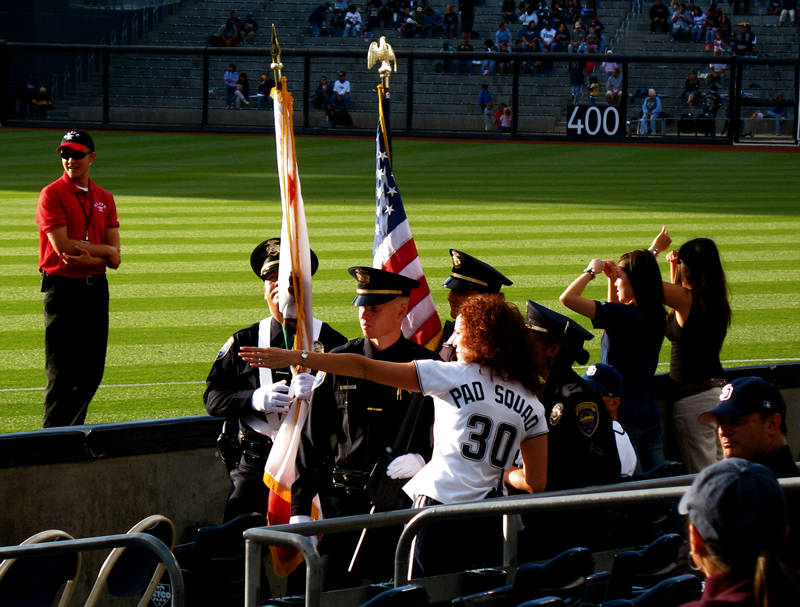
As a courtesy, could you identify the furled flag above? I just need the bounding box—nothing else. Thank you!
[263,75,320,577]
[372,85,441,349]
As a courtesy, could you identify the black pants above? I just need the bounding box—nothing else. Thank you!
[41,273,108,427]
[224,438,271,522]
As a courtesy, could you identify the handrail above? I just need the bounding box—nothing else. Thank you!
[0,532,184,606]
[242,476,800,606]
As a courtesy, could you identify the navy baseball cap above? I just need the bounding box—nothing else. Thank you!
[349,266,419,306]
[249,238,319,279]
[582,363,623,398]
[679,458,786,552]
[443,249,512,293]
[56,129,94,152]
[699,376,785,424]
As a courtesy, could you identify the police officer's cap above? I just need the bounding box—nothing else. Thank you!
[348,266,419,306]
[250,238,319,279]
[525,300,593,343]
[443,249,513,293]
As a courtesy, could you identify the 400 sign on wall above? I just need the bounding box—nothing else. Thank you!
[566,105,622,138]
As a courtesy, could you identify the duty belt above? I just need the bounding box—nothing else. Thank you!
[332,467,370,495]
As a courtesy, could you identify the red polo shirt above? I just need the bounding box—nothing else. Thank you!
[35,173,119,278]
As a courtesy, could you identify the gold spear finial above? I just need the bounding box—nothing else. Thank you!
[270,24,283,87]
[367,36,397,90]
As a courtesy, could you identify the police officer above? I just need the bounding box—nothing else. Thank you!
[438,249,513,361]
[203,238,347,522]
[525,300,620,491]
[289,266,435,588]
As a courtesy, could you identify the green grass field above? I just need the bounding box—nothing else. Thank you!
[2,128,799,433]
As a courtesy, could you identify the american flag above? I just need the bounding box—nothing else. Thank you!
[372,86,441,349]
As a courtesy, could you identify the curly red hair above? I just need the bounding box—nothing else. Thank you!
[457,294,542,394]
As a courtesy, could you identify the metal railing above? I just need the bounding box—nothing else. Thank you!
[243,476,800,607]
[0,532,184,606]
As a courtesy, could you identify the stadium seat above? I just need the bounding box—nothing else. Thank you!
[358,583,429,606]
[174,512,268,607]
[0,530,80,607]
[516,598,565,607]
[451,546,592,607]
[84,514,176,607]
[600,574,702,607]
[605,534,685,601]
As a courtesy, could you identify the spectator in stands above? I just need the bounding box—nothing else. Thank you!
[422,6,445,36]
[226,9,242,40]
[478,83,493,110]
[560,248,666,474]
[699,376,798,478]
[333,0,348,10]
[240,11,258,43]
[234,73,251,108]
[325,102,354,127]
[343,4,362,36]
[606,67,623,105]
[220,20,239,46]
[310,76,333,110]
[459,0,476,41]
[568,60,586,103]
[493,102,507,129]
[256,74,274,109]
[223,64,239,109]
[520,4,539,26]
[332,71,351,110]
[730,31,755,56]
[22,73,40,118]
[498,105,513,132]
[377,1,394,27]
[518,19,539,51]
[702,5,720,48]
[589,13,607,50]
[764,93,789,135]
[778,0,797,25]
[443,4,459,36]
[716,11,732,42]
[769,0,783,16]
[690,5,707,41]
[580,25,601,51]
[702,83,721,127]
[553,23,571,51]
[483,100,495,130]
[309,2,330,36]
[670,3,692,40]
[640,88,662,134]
[582,363,638,478]
[455,37,474,73]
[434,41,456,73]
[539,20,558,50]
[601,50,618,77]
[648,229,730,473]
[400,7,421,37]
[329,7,346,35]
[732,0,749,15]
[683,70,703,106]
[31,86,54,119]
[708,49,727,84]
[495,20,513,51]
[741,22,757,52]
[678,458,800,607]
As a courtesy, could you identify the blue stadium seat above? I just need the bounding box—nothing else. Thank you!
[0,530,80,607]
[516,598,566,607]
[359,583,429,606]
[605,534,686,601]
[600,574,702,607]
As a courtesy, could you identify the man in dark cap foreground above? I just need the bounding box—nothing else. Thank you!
[289,266,435,588]
[36,130,121,427]
[204,238,346,522]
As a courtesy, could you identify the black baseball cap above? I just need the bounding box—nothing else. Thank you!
[56,130,94,153]
[443,249,512,293]
[349,266,419,306]
[582,363,623,398]
[699,376,786,424]
[249,238,319,279]
[679,458,786,553]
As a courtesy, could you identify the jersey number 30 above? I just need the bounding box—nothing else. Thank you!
[461,413,517,468]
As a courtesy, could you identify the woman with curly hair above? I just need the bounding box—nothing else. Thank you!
[650,228,732,473]
[560,248,666,474]
[241,293,548,575]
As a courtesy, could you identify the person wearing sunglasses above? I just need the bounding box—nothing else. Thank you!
[35,130,121,427]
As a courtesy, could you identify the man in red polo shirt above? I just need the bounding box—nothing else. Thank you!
[35,130,121,427]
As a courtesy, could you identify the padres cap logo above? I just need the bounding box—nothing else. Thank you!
[720,383,734,401]
[586,365,598,377]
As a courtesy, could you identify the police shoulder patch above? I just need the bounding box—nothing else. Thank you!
[215,336,234,361]
[575,401,600,438]
[312,370,327,391]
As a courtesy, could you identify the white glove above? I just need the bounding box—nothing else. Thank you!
[251,380,291,414]
[386,453,426,479]
[290,372,316,402]
[289,515,318,548]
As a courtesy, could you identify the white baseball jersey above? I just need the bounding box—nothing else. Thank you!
[404,359,548,504]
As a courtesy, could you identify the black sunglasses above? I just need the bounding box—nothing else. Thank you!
[59,150,89,160]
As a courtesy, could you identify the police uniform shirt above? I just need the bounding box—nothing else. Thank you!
[291,336,435,518]
[203,317,347,439]
[404,359,547,505]
[541,368,621,491]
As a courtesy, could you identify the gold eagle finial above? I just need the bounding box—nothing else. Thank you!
[367,36,397,89]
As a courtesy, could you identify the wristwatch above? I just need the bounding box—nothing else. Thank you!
[300,350,309,362]
[583,266,596,279]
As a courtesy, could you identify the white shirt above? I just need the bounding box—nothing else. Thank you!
[333,79,350,96]
[614,420,637,478]
[404,360,548,504]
